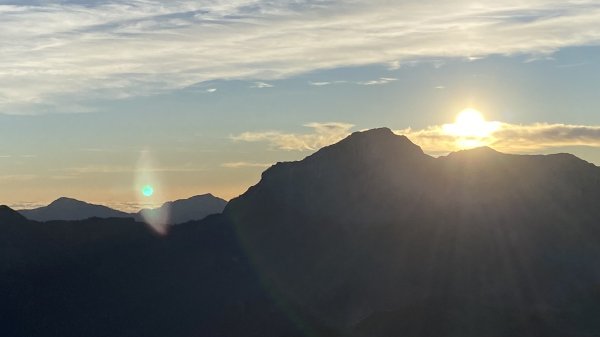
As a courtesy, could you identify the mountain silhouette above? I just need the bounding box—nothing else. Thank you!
[2,128,600,337]
[0,205,29,225]
[18,194,227,224]
[18,197,131,221]
[225,127,600,336]
[135,193,227,224]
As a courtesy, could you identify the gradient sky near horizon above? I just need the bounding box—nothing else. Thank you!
[1,0,600,211]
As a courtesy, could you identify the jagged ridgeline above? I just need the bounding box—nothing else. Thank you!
[2,128,600,337]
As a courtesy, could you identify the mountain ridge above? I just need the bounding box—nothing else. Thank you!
[17,194,227,224]
[224,127,600,335]
[2,128,600,337]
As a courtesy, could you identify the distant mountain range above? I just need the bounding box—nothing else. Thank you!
[17,194,227,224]
[18,197,131,221]
[135,194,228,225]
[2,128,600,337]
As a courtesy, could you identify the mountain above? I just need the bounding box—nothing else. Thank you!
[3,128,600,337]
[0,205,29,225]
[136,193,227,224]
[225,128,600,336]
[18,194,227,224]
[18,197,131,221]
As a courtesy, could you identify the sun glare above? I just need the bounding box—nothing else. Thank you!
[442,108,499,149]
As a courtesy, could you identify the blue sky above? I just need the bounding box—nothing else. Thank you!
[1,0,600,209]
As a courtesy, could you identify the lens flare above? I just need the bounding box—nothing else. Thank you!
[134,150,170,234]
[142,185,154,197]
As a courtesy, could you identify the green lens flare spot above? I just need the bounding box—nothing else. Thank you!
[142,185,154,197]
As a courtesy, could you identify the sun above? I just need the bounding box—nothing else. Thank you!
[442,108,499,148]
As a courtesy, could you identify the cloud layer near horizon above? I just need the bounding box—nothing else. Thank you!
[2,0,600,113]
[400,123,600,154]
[234,122,600,155]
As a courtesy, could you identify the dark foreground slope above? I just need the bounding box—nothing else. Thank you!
[2,128,600,337]
[0,210,302,337]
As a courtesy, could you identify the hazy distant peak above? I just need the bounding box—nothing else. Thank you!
[159,193,225,207]
[186,193,218,200]
[19,197,129,222]
[137,194,227,225]
[49,197,89,206]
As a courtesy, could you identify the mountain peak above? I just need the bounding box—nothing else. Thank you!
[137,194,227,225]
[345,127,414,145]
[49,197,87,206]
[304,127,425,165]
[20,198,129,222]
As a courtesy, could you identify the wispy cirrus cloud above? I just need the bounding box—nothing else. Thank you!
[2,0,600,113]
[357,77,397,86]
[308,78,398,86]
[232,122,354,151]
[251,82,274,89]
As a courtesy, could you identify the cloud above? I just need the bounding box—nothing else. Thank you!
[309,78,398,87]
[104,201,162,213]
[309,81,332,86]
[357,77,397,86]
[251,82,274,88]
[397,122,600,154]
[232,122,354,151]
[233,120,600,155]
[2,0,600,113]
[7,201,47,210]
[221,161,273,168]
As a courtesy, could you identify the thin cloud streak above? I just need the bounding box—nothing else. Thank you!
[2,0,600,113]
[357,77,397,86]
[221,161,273,169]
[251,82,274,89]
[232,122,354,151]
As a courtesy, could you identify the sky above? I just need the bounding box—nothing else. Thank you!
[1,0,600,211]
